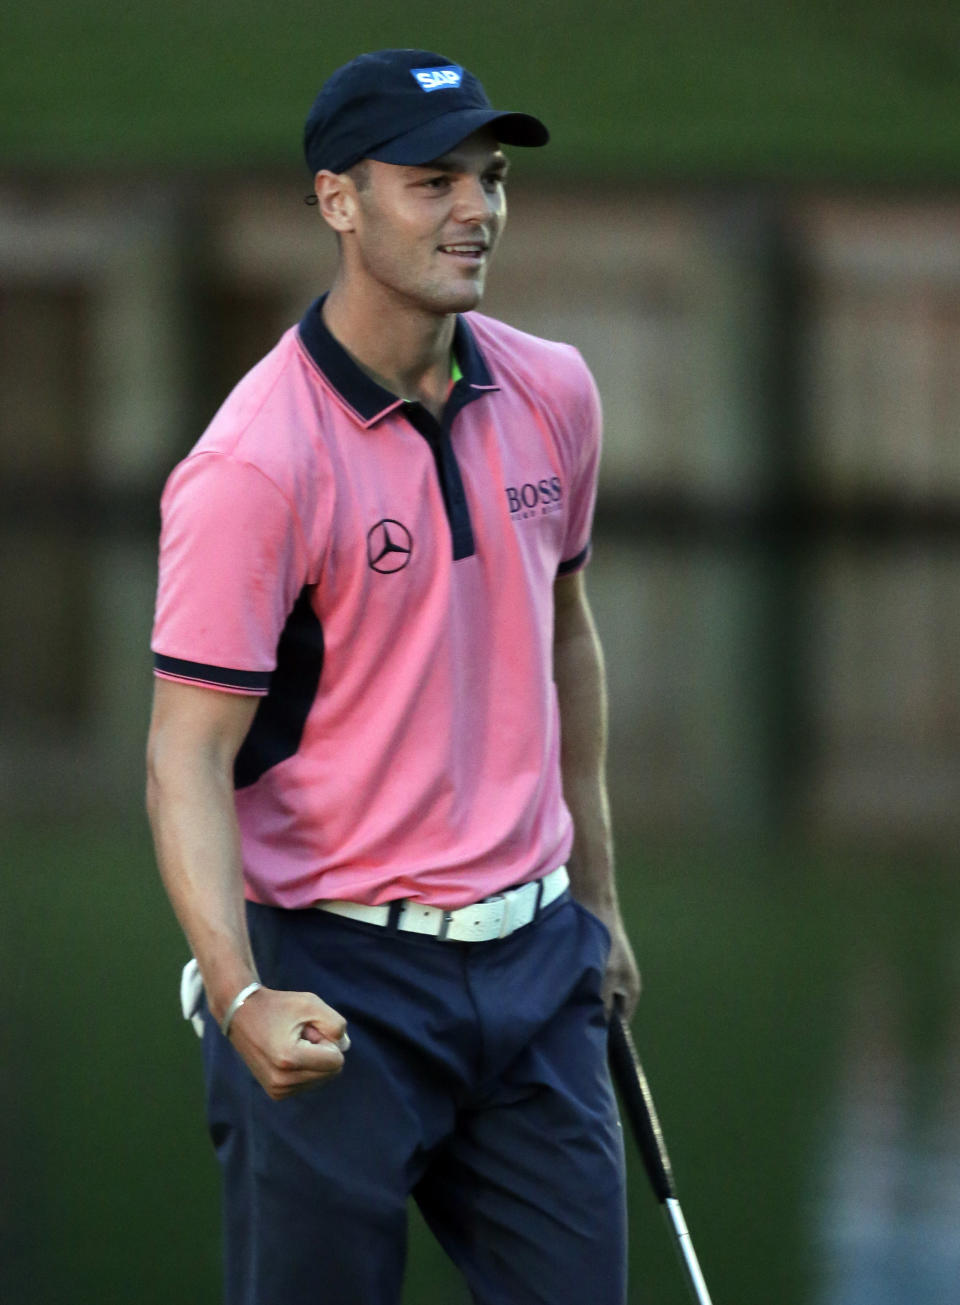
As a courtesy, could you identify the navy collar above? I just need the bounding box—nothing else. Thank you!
[297,294,498,428]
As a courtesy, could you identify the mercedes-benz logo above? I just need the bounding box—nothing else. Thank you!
[367,519,413,573]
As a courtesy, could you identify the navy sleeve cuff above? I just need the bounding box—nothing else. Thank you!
[153,654,271,694]
[556,543,591,576]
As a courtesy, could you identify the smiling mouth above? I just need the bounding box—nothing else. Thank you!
[437,242,488,261]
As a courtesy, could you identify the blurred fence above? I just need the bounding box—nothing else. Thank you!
[1,177,957,839]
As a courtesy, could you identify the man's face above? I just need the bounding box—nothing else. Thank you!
[347,127,508,315]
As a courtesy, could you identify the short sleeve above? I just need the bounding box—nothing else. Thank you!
[151,452,308,694]
[558,352,602,575]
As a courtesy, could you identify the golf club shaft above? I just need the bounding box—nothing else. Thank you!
[608,1008,715,1305]
[664,1197,714,1305]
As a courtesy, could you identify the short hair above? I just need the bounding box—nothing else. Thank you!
[347,159,370,192]
[304,158,370,211]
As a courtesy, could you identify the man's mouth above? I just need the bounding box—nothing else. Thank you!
[437,242,488,262]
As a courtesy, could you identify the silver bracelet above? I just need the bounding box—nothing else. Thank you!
[220,981,263,1038]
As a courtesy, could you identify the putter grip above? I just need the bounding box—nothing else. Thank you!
[608,1010,677,1204]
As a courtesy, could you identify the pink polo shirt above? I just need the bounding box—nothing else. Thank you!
[152,298,601,908]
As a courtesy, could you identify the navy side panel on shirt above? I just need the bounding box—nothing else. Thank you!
[234,587,324,790]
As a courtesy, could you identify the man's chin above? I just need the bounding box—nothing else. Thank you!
[417,276,486,316]
[449,287,484,313]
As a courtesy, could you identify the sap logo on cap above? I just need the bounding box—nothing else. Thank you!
[411,65,464,92]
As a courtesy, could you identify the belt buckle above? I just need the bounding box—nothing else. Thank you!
[437,909,455,941]
[474,891,508,941]
[497,894,513,939]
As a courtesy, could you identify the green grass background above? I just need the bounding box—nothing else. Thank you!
[4,819,956,1304]
[4,0,960,181]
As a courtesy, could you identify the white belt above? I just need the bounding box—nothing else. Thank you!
[315,865,569,943]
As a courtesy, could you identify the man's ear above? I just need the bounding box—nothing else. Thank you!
[314,170,360,234]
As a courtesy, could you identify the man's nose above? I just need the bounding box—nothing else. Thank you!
[452,178,501,225]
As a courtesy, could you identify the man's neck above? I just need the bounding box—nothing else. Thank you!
[322,280,458,420]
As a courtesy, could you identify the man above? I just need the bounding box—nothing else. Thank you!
[147,49,640,1305]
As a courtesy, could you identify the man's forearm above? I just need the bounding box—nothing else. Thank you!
[147,745,258,1025]
[553,581,618,912]
[554,574,641,1014]
[145,679,348,1097]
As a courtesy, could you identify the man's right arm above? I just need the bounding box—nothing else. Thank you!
[146,677,348,1099]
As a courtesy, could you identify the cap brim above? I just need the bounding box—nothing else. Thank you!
[367,108,549,166]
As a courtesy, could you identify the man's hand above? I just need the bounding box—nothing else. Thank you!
[226,987,350,1100]
[590,905,641,1021]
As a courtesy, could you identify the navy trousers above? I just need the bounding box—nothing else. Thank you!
[202,893,628,1305]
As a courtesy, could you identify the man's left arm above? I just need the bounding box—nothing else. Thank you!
[554,569,641,1018]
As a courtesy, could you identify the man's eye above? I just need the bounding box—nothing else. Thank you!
[423,176,449,189]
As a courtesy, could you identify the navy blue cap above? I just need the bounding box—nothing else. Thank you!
[304,49,549,176]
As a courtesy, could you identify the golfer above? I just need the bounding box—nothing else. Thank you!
[147,48,639,1305]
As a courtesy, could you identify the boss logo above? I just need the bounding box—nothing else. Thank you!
[506,477,563,520]
[411,65,464,92]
